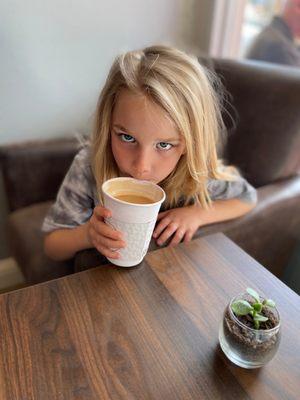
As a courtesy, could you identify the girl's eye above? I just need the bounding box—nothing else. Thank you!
[157,142,173,150]
[120,133,135,143]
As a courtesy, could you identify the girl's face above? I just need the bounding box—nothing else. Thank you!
[111,89,185,184]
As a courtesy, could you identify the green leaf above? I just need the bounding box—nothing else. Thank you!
[246,287,260,302]
[265,299,276,308]
[252,302,262,312]
[231,300,253,316]
[253,314,268,322]
[254,320,260,329]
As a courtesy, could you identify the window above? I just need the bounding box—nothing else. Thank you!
[209,0,286,59]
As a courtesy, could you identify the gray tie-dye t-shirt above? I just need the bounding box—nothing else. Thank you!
[41,143,257,233]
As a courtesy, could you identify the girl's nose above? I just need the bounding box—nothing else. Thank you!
[132,149,151,178]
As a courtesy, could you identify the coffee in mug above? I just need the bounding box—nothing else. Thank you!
[113,193,155,204]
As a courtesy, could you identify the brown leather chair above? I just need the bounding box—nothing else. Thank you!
[0,138,78,283]
[1,58,300,284]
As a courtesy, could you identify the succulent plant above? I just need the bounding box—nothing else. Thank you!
[231,288,276,329]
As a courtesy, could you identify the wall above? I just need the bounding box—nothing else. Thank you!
[0,0,215,145]
[190,0,216,54]
[0,0,215,258]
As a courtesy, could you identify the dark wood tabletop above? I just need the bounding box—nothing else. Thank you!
[0,233,299,400]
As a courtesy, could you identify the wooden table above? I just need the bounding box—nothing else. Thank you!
[0,233,299,399]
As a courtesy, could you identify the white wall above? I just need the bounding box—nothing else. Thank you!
[0,0,214,145]
[0,0,214,258]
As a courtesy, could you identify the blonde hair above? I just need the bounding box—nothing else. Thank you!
[91,45,237,209]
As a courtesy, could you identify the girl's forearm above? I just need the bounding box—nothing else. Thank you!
[199,198,256,226]
[44,223,92,262]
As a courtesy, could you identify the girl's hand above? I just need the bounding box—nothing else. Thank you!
[86,205,126,259]
[153,206,203,247]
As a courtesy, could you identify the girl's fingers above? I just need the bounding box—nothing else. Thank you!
[169,229,185,247]
[98,235,126,250]
[91,219,123,241]
[96,243,120,260]
[183,230,195,243]
[89,225,125,252]
[153,217,171,238]
[94,206,111,219]
[156,210,169,221]
[156,223,178,245]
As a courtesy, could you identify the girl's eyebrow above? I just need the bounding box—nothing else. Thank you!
[113,124,134,135]
[113,124,180,142]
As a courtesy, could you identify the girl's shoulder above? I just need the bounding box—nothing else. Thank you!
[67,138,94,183]
[68,138,94,178]
[74,137,92,163]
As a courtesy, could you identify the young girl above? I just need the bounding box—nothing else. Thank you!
[43,45,257,262]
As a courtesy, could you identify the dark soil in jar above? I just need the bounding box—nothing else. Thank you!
[223,302,280,361]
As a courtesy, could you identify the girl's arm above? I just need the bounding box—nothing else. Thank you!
[44,223,91,262]
[153,198,256,247]
[196,198,255,225]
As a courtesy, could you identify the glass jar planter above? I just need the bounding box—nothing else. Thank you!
[219,292,281,369]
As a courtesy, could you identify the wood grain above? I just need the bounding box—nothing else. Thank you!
[0,233,299,399]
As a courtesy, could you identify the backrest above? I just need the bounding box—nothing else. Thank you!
[0,137,80,212]
[2,59,300,211]
[202,57,300,187]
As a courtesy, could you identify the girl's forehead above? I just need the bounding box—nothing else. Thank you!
[114,88,161,113]
[112,88,180,138]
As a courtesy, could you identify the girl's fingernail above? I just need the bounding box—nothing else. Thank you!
[153,232,157,238]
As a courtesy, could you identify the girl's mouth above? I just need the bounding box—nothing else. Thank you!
[124,173,154,182]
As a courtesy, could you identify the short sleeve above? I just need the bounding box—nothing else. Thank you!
[207,175,257,204]
[41,145,97,233]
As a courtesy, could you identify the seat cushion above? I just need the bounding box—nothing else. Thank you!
[7,201,74,284]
